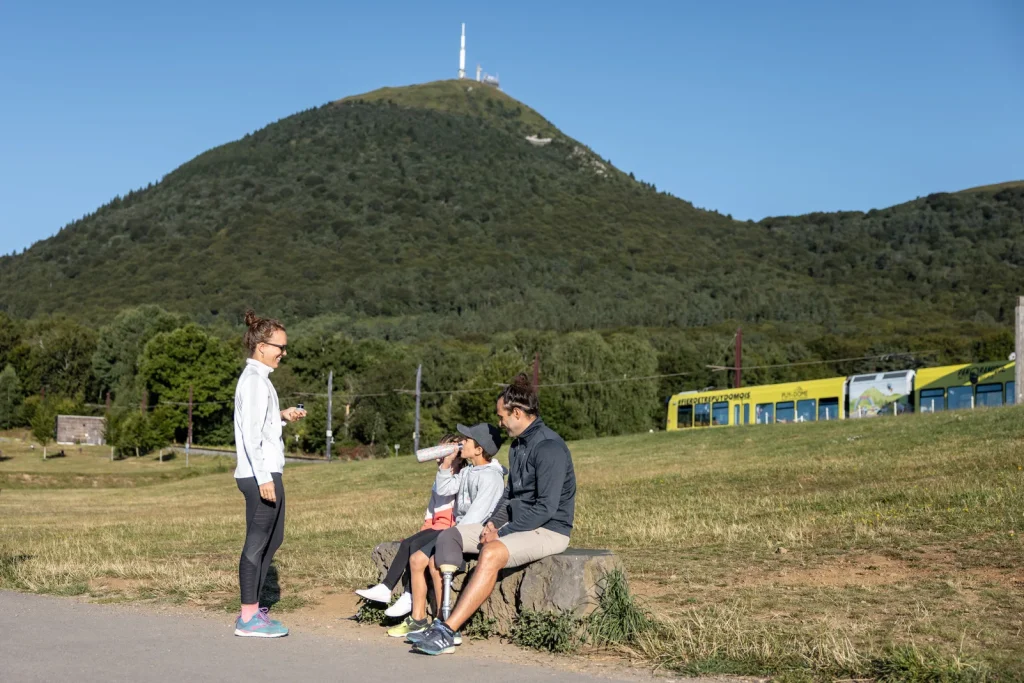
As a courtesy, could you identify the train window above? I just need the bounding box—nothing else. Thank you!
[882,372,906,379]
[818,398,839,420]
[920,388,944,412]
[755,403,774,424]
[976,383,1003,408]
[676,404,693,429]
[797,399,816,422]
[776,401,795,423]
[948,386,973,410]
[1008,381,1016,405]
[743,403,750,425]
[694,403,711,427]
[712,402,729,426]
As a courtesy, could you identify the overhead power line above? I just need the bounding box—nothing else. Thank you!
[85,349,939,412]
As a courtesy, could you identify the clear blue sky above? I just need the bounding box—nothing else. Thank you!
[1,0,1021,255]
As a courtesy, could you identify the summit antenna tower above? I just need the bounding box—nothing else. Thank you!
[458,23,466,79]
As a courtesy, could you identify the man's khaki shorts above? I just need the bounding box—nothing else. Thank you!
[454,523,570,568]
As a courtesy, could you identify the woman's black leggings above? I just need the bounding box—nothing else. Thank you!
[237,474,285,605]
[382,528,442,591]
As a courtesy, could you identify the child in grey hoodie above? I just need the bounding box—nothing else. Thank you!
[433,425,507,526]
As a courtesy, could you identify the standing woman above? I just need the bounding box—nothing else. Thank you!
[233,309,306,637]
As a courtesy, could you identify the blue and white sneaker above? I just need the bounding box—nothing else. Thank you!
[411,620,458,655]
[237,607,282,626]
[406,619,461,646]
[234,610,289,638]
[260,607,283,626]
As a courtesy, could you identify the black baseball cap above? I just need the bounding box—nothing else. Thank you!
[456,423,504,456]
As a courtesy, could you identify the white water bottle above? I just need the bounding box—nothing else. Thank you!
[415,443,461,463]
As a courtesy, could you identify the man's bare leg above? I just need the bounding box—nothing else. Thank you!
[409,550,430,621]
[444,540,509,631]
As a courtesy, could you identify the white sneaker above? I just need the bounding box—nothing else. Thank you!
[384,591,412,617]
[355,583,393,604]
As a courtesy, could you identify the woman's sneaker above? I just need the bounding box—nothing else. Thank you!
[234,611,289,638]
[384,591,413,617]
[355,583,392,604]
[387,616,430,638]
[236,607,282,626]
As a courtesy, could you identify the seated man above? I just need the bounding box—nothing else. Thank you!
[411,373,577,655]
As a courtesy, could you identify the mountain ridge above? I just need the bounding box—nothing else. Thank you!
[1,81,1021,340]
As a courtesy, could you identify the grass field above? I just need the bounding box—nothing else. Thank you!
[1,408,1022,679]
[0,431,235,489]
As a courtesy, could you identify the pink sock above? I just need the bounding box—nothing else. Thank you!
[240,604,260,621]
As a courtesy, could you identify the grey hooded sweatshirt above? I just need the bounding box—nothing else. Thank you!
[433,459,507,525]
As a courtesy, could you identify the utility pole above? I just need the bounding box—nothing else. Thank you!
[1016,297,1023,405]
[105,391,111,412]
[735,327,743,389]
[326,370,334,461]
[186,384,193,468]
[413,364,422,453]
[140,388,147,415]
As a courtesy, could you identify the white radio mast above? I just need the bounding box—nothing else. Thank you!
[458,23,466,79]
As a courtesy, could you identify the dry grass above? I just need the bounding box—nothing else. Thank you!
[1,407,1022,678]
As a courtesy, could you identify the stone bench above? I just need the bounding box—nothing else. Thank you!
[371,541,624,634]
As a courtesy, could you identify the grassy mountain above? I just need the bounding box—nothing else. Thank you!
[1,80,1021,340]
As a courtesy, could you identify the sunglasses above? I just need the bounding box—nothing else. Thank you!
[261,342,288,352]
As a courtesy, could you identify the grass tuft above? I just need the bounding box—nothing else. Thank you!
[585,569,656,648]
[354,598,392,626]
[463,610,498,640]
[511,610,585,653]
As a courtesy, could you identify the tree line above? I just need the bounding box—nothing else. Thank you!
[0,306,1013,458]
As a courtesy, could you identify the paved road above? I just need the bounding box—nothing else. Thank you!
[1,592,656,683]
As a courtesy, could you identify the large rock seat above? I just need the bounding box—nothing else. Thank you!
[371,541,624,634]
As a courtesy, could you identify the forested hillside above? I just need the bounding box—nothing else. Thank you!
[0,80,1019,452]
[1,80,1019,337]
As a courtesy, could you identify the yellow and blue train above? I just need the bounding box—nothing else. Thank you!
[667,361,1016,430]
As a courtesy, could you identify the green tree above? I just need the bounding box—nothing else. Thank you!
[11,318,97,399]
[447,350,526,427]
[30,400,56,458]
[138,324,240,445]
[348,341,415,451]
[540,332,658,440]
[295,397,333,455]
[91,305,183,398]
[0,364,23,429]
[107,409,167,458]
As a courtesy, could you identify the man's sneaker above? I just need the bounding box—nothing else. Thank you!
[406,620,462,646]
[387,616,430,639]
[411,620,458,655]
[234,611,288,638]
[355,583,392,604]
[384,591,413,617]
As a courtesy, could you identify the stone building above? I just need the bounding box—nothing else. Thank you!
[56,415,106,446]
